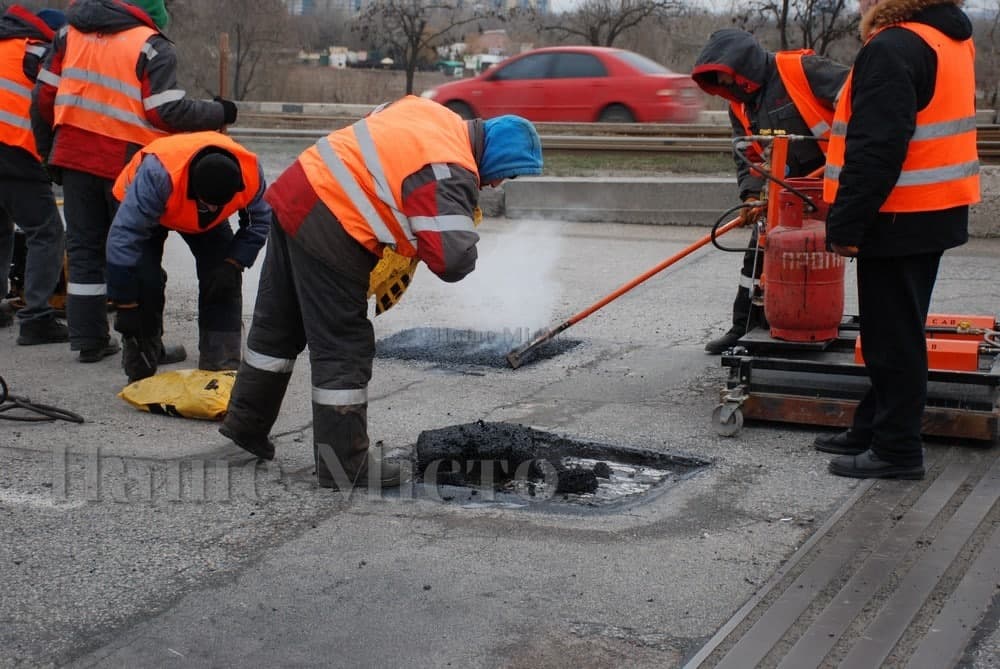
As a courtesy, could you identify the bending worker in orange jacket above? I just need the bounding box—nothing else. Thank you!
[691,29,848,354]
[220,96,543,490]
[106,132,272,383]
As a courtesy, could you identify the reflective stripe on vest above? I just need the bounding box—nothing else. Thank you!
[0,37,41,159]
[297,95,478,257]
[54,25,167,146]
[774,50,834,140]
[112,131,261,234]
[824,22,980,211]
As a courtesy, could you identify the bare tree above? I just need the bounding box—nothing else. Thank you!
[536,0,682,48]
[355,0,492,95]
[732,0,857,55]
[170,0,293,100]
[974,2,1000,107]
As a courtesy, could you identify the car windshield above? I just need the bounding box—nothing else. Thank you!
[612,50,673,75]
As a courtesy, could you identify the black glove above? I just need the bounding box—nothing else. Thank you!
[203,261,243,304]
[237,208,250,228]
[214,96,238,125]
[113,306,145,338]
[43,162,63,185]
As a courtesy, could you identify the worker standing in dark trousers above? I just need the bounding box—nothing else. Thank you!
[220,96,543,490]
[691,29,848,354]
[106,131,271,383]
[818,0,978,479]
[0,6,67,341]
[31,0,237,363]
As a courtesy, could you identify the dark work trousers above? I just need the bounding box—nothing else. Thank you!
[851,252,942,467]
[225,221,376,441]
[61,169,118,350]
[0,178,64,322]
[729,225,767,332]
[131,222,243,369]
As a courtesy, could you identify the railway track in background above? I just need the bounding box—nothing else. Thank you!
[234,112,1000,163]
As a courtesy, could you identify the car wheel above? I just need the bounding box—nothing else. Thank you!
[444,101,475,120]
[598,104,635,123]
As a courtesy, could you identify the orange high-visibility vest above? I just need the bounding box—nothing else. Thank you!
[296,95,477,257]
[53,25,166,146]
[824,22,979,211]
[0,37,46,159]
[728,50,836,164]
[113,131,260,234]
[775,50,836,141]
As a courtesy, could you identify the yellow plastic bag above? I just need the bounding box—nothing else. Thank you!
[118,369,236,421]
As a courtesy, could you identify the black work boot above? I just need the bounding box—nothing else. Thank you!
[814,430,870,455]
[313,403,402,490]
[157,339,187,365]
[221,361,292,461]
[78,337,121,363]
[17,317,69,345]
[704,327,743,354]
[122,336,159,382]
[828,449,924,480]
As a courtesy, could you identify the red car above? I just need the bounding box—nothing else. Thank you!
[420,46,704,123]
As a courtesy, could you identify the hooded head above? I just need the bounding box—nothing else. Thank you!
[478,115,543,184]
[128,0,169,30]
[35,9,67,31]
[190,152,244,206]
[691,29,769,104]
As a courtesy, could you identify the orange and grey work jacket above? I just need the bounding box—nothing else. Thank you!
[113,131,260,233]
[0,35,46,159]
[50,24,167,146]
[730,49,836,164]
[283,95,480,280]
[824,22,979,212]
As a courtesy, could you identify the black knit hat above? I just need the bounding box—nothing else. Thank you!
[190,153,243,206]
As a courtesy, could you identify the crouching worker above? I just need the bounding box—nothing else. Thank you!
[107,131,272,383]
[220,95,543,490]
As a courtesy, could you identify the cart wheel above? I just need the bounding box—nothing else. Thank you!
[712,404,744,437]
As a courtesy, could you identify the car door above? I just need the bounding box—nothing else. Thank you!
[480,53,554,120]
[542,52,610,122]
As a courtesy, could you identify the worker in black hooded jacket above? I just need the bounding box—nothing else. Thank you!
[816,0,978,479]
[692,29,848,354]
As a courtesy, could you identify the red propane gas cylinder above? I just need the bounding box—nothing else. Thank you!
[763,178,846,342]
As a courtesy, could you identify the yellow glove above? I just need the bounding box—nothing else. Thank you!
[739,195,763,226]
[367,207,483,316]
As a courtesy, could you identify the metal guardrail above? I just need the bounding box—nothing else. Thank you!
[231,114,1000,162]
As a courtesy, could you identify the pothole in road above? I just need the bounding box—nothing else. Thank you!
[412,420,710,513]
[376,327,581,368]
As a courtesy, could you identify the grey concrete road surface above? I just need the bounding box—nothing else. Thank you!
[2,206,999,666]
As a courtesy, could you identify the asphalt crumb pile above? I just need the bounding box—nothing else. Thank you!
[415,420,710,500]
[376,327,581,368]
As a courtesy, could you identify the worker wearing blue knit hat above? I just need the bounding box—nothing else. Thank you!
[221,96,543,491]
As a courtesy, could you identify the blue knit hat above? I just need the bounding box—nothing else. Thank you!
[479,115,543,183]
[35,9,67,30]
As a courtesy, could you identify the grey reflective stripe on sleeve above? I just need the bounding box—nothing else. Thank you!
[431,163,452,180]
[910,116,977,141]
[67,282,106,296]
[54,94,159,132]
[0,110,32,129]
[810,120,830,137]
[243,347,296,373]
[62,67,142,99]
[353,120,415,240]
[140,42,158,60]
[0,78,32,99]
[25,44,47,58]
[409,214,475,233]
[315,136,397,244]
[143,89,186,111]
[36,68,60,87]
[738,274,760,289]
[312,386,368,406]
[896,160,980,187]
